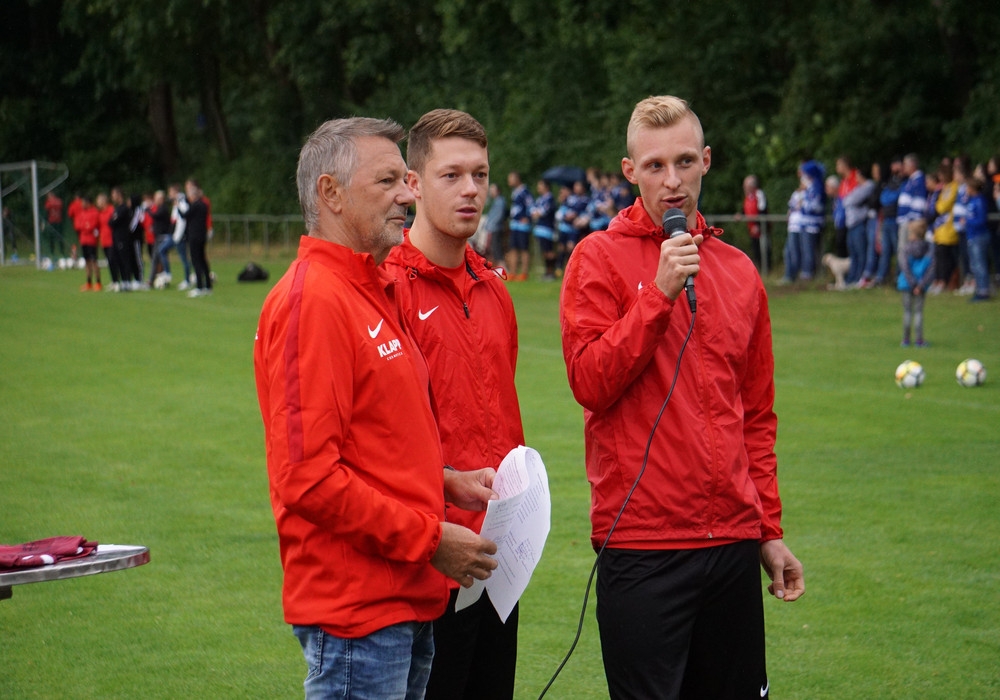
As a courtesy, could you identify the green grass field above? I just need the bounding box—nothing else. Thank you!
[1,255,998,699]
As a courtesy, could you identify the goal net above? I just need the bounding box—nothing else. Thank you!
[0,160,69,268]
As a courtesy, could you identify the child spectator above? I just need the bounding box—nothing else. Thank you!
[897,219,935,347]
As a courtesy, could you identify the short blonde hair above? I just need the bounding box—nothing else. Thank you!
[626,96,704,157]
[908,218,928,239]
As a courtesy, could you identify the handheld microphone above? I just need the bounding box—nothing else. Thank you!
[662,208,697,313]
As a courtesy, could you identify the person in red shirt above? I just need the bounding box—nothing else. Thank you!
[141,192,155,257]
[95,192,121,289]
[43,191,66,261]
[741,174,769,272]
[383,109,525,700]
[66,193,82,263]
[254,117,499,699]
[73,195,101,290]
[560,96,804,699]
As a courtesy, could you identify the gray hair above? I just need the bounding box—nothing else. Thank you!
[296,117,405,231]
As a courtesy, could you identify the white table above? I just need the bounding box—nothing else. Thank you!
[0,544,149,600]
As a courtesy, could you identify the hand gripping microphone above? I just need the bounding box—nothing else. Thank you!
[662,207,697,313]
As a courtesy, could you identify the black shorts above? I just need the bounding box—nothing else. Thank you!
[509,228,531,251]
[597,541,768,699]
[81,244,97,261]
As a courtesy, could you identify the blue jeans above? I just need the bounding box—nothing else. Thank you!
[863,217,879,278]
[783,229,802,280]
[293,623,434,700]
[802,231,819,278]
[847,223,867,284]
[877,218,899,283]
[153,236,192,282]
[992,226,1000,279]
[968,235,990,296]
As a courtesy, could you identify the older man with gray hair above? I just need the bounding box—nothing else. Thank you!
[254,117,499,700]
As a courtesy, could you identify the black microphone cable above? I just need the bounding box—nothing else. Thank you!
[537,304,697,699]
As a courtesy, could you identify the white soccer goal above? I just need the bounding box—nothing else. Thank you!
[0,160,69,268]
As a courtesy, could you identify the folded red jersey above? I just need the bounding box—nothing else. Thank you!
[0,536,99,570]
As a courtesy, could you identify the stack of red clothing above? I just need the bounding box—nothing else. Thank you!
[0,536,98,570]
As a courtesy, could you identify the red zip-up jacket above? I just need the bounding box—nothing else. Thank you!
[560,200,783,551]
[74,206,98,246]
[382,235,525,543]
[98,206,114,248]
[254,236,449,638]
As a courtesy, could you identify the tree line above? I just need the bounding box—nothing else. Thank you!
[2,0,998,216]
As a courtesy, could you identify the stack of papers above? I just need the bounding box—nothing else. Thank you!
[456,445,551,622]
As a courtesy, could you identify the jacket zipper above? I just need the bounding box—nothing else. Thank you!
[462,261,479,319]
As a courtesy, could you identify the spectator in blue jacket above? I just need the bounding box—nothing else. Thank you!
[957,176,992,301]
[506,171,533,280]
[896,153,927,246]
[875,157,904,285]
[781,159,826,284]
[531,179,557,280]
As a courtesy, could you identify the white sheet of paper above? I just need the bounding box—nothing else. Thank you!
[454,445,550,622]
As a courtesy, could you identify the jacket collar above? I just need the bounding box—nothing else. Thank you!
[609,198,723,241]
[298,234,396,290]
[391,231,506,282]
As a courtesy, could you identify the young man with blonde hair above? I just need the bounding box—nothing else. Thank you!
[560,95,804,699]
[383,108,525,700]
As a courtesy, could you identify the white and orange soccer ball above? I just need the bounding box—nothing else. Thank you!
[955,358,986,387]
[895,360,925,389]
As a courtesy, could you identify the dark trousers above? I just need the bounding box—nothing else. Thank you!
[597,541,768,700]
[104,245,122,283]
[750,236,771,273]
[425,588,518,700]
[934,243,959,285]
[113,235,137,282]
[188,236,212,290]
[131,231,145,281]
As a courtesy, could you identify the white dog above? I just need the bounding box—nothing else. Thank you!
[822,253,851,291]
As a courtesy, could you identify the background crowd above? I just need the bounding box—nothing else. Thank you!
[774,152,1000,302]
[14,149,1000,310]
[473,167,636,281]
[35,179,215,297]
[472,151,1000,309]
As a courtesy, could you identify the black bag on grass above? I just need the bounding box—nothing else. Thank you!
[238,262,269,282]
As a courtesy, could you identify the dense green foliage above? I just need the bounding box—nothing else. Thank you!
[1,259,998,698]
[2,0,1000,214]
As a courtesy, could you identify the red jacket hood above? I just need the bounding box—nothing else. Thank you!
[608,198,723,242]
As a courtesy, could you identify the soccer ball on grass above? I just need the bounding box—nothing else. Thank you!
[895,360,925,389]
[955,358,986,387]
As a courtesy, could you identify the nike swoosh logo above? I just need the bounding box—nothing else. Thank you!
[760,680,769,697]
[417,306,439,321]
[368,319,384,338]
[637,281,644,290]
